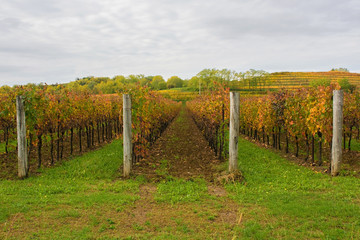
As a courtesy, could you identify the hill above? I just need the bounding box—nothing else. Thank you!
[267,71,360,90]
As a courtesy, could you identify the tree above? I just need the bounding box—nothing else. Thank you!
[150,75,166,90]
[167,76,183,89]
[243,69,269,90]
[140,78,151,87]
[159,82,167,90]
[127,75,143,84]
[188,76,200,90]
[331,68,349,72]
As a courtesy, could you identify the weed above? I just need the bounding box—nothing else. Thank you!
[155,178,209,204]
[132,223,144,231]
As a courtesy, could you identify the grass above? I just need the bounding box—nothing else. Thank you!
[352,139,360,152]
[225,137,360,239]
[0,138,16,153]
[155,178,210,204]
[0,139,142,239]
[1,134,360,239]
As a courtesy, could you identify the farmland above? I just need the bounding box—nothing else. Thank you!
[1,70,360,239]
[1,104,360,239]
[234,71,360,92]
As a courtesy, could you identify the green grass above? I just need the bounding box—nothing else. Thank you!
[225,137,360,239]
[1,133,360,239]
[0,138,16,153]
[352,139,360,152]
[0,139,141,238]
[155,178,210,204]
[155,159,170,176]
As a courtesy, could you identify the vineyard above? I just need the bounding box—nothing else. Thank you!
[233,71,360,92]
[1,83,360,239]
[188,84,360,171]
[187,86,230,160]
[157,89,198,101]
[2,82,359,178]
[0,85,180,179]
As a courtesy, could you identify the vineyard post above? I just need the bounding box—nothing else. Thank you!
[16,96,28,178]
[229,92,240,173]
[331,90,344,176]
[123,94,132,177]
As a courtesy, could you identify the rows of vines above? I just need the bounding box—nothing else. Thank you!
[188,84,360,166]
[187,86,230,160]
[0,85,180,178]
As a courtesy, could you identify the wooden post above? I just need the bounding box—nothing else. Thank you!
[331,90,344,176]
[16,96,28,178]
[229,92,240,173]
[123,94,132,177]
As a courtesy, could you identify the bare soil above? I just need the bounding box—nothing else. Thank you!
[119,106,244,237]
[132,107,223,181]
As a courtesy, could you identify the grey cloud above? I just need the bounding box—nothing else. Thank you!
[0,18,24,32]
[202,0,359,39]
[0,0,359,86]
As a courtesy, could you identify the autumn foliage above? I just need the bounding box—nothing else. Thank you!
[0,85,180,174]
[187,85,230,159]
[188,84,360,165]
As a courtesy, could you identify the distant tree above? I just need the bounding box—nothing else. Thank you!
[188,76,200,90]
[331,68,349,72]
[150,75,166,90]
[167,76,183,89]
[197,69,219,89]
[112,75,124,86]
[243,69,269,90]
[145,76,154,81]
[95,80,123,94]
[127,75,143,84]
[158,82,167,90]
[140,78,151,87]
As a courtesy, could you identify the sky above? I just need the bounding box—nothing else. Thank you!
[0,0,359,86]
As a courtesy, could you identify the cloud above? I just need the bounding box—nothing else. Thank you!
[0,0,359,86]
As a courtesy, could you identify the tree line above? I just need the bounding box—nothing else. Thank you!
[1,68,354,94]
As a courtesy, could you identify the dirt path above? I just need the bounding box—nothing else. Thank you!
[122,105,242,238]
[133,104,222,181]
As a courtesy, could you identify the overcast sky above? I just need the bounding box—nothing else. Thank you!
[0,0,359,86]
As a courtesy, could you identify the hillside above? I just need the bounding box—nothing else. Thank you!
[232,71,360,93]
[268,71,360,89]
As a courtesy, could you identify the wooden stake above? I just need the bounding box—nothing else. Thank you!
[331,90,344,176]
[123,94,132,177]
[16,96,28,178]
[229,92,240,173]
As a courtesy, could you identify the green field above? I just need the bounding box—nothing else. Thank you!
[1,136,360,239]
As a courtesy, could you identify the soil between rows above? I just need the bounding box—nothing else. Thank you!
[121,105,243,236]
[132,105,223,181]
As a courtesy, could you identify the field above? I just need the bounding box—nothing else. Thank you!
[157,89,198,101]
[1,106,360,239]
[1,74,360,239]
[233,71,360,92]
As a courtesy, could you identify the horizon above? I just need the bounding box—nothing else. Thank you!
[1,68,359,87]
